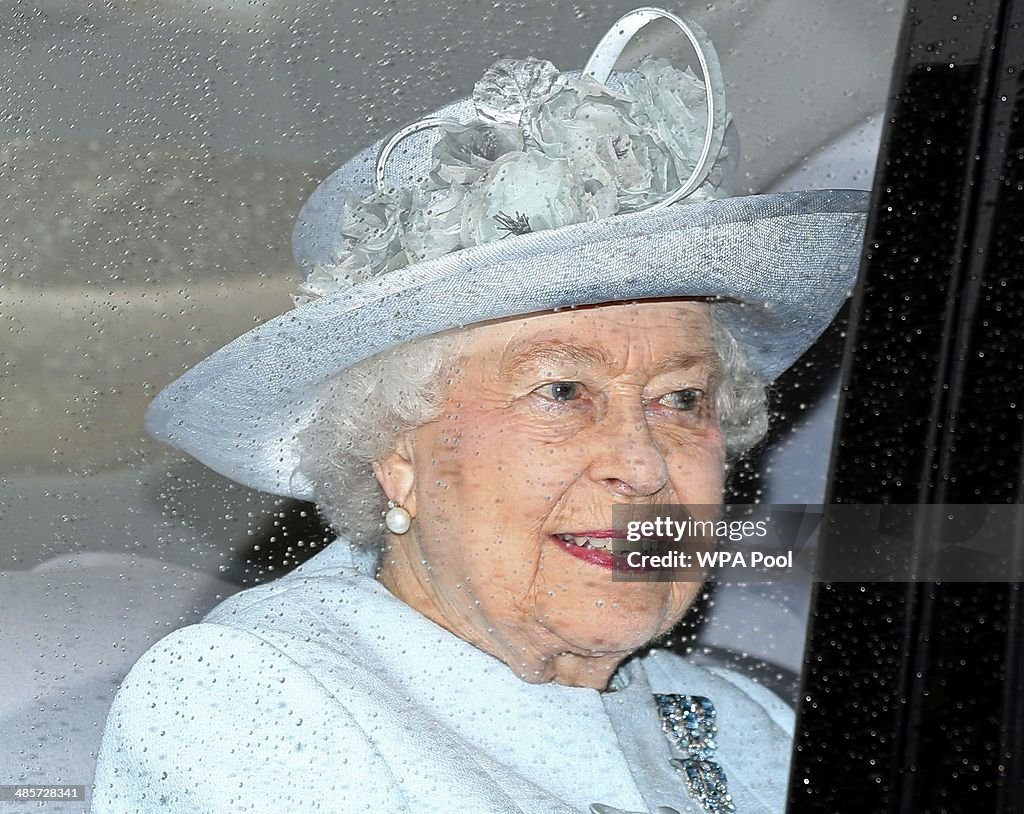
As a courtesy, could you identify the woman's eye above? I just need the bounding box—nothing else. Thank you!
[535,381,583,402]
[659,388,704,411]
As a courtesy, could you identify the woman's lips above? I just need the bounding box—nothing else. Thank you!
[548,532,632,570]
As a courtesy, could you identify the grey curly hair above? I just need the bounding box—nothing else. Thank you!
[295,308,769,548]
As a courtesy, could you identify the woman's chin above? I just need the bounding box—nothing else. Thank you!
[537,589,697,657]
[542,614,666,658]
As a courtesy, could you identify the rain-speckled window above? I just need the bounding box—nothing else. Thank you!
[5,2,1022,813]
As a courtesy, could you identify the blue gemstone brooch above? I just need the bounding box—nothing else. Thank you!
[654,694,736,814]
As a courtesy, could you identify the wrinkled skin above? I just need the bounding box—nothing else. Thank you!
[374,300,725,690]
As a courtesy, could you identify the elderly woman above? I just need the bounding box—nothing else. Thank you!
[90,8,866,814]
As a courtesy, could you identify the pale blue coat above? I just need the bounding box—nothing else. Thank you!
[90,541,794,813]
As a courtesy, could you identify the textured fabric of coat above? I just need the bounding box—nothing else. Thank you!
[90,540,794,813]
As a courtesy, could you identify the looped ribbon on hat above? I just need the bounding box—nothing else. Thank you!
[582,7,726,209]
[374,6,727,213]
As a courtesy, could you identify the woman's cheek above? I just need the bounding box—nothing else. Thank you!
[658,422,726,458]
[513,399,596,445]
[460,401,591,453]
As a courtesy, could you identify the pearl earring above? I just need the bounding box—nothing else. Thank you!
[384,501,412,535]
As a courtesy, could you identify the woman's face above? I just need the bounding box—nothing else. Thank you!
[375,300,726,687]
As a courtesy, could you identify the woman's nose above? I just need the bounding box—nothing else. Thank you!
[585,399,670,497]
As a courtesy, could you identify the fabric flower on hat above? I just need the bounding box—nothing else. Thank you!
[622,58,726,202]
[296,54,732,303]
[295,186,423,303]
[460,151,583,245]
[532,74,675,214]
[432,121,525,186]
[401,183,467,265]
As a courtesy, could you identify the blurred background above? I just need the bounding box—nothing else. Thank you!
[0,0,902,806]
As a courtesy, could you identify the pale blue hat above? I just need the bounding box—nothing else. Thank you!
[145,7,868,499]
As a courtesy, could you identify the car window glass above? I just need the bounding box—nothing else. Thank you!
[0,1,905,804]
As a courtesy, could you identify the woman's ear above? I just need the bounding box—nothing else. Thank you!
[371,432,418,516]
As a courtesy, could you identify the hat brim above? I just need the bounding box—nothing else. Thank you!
[145,188,867,499]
